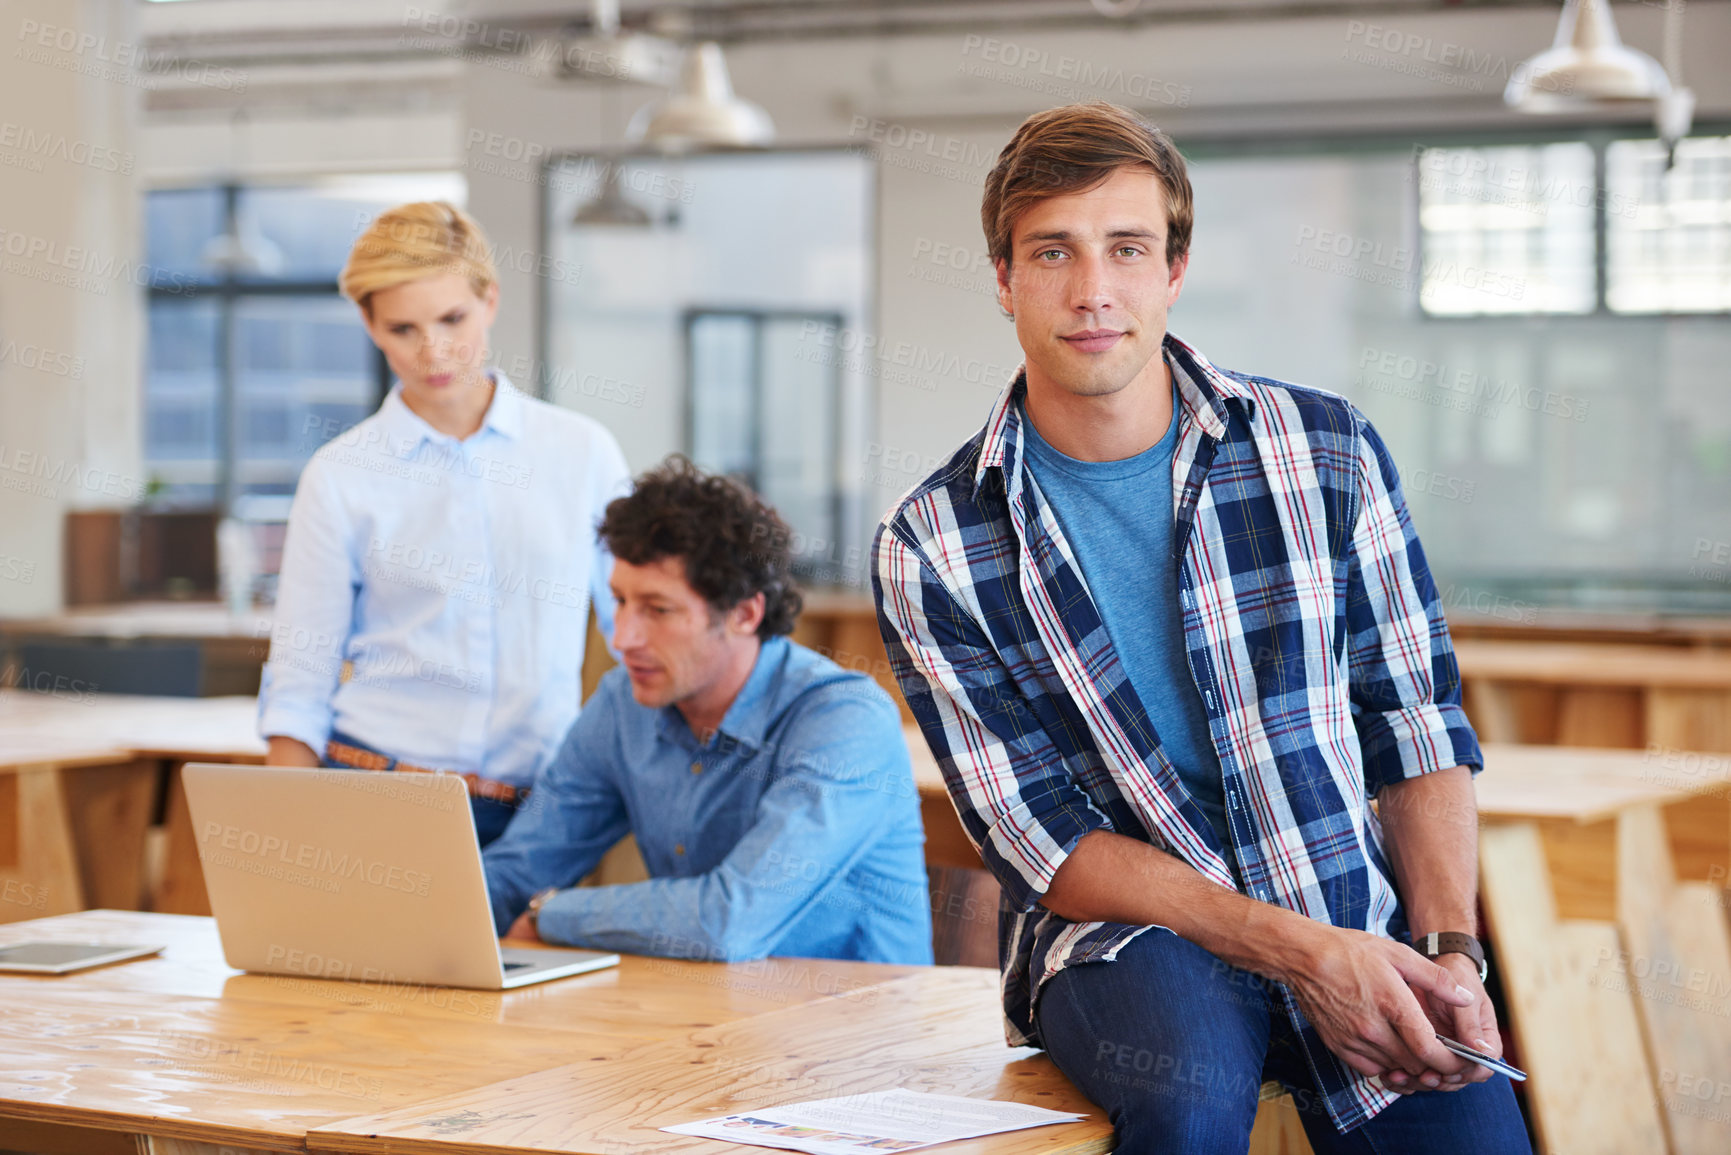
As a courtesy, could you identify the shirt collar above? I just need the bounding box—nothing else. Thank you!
[655,635,788,753]
[375,369,524,448]
[971,332,1254,500]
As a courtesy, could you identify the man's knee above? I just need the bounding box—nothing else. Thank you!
[1081,1042,1260,1145]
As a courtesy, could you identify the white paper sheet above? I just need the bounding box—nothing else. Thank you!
[662,1088,1086,1153]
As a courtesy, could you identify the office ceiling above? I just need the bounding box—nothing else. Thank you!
[140,0,1565,64]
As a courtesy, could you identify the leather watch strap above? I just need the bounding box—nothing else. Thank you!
[525,887,559,938]
[1418,931,1487,982]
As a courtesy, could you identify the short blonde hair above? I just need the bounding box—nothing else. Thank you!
[340,201,498,313]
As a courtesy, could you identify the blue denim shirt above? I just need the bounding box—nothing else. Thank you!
[483,636,934,965]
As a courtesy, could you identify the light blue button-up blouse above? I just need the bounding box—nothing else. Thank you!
[258,374,630,787]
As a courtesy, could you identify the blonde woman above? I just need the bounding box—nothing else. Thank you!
[259,202,629,846]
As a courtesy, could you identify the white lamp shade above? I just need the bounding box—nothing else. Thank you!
[200,228,282,276]
[571,166,652,228]
[627,42,774,151]
[1506,0,1671,112]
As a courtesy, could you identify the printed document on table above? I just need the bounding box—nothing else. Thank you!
[662,1088,1086,1153]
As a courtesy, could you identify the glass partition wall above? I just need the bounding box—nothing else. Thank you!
[1177,133,1731,614]
[540,150,874,589]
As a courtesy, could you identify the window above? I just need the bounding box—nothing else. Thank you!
[142,174,463,508]
[542,149,874,589]
[1416,144,1596,316]
[1418,136,1731,317]
[1607,135,1731,313]
[1178,146,1731,613]
[686,310,845,584]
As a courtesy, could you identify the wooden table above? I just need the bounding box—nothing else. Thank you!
[0,688,264,762]
[0,911,1107,1155]
[0,736,150,922]
[0,601,275,697]
[1448,609,1731,650]
[1474,742,1731,919]
[1473,744,1731,1155]
[308,967,1111,1155]
[792,589,908,722]
[0,691,265,922]
[1456,639,1731,752]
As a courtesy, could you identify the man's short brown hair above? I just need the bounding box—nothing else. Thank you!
[981,101,1193,270]
[598,456,803,639]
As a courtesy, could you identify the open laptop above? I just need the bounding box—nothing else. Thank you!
[182,763,618,990]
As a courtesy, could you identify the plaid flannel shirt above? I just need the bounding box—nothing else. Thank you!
[872,333,1482,1131]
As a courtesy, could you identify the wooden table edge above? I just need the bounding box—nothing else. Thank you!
[0,1101,309,1154]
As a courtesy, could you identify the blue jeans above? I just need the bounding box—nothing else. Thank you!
[324,731,519,850]
[1035,928,1532,1155]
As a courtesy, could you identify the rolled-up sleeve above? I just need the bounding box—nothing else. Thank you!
[258,460,356,753]
[873,518,1110,913]
[1343,414,1483,796]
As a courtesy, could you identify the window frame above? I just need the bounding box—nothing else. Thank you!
[145,182,391,512]
[1413,130,1731,320]
[1172,119,1731,322]
[680,306,848,584]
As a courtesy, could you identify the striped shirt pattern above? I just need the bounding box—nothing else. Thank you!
[872,333,1481,1131]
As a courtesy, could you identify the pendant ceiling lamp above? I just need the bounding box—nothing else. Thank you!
[1505,0,1670,112]
[627,41,773,151]
[571,165,652,228]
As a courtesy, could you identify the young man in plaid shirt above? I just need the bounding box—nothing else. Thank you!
[873,102,1530,1153]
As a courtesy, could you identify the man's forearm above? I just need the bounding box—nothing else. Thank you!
[1375,765,1479,936]
[1042,829,1327,983]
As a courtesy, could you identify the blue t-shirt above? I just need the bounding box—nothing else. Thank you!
[1022,382,1230,851]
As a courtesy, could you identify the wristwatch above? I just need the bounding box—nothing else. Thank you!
[1417,931,1487,982]
[525,887,560,937]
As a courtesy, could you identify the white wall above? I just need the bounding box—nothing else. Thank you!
[0,0,143,615]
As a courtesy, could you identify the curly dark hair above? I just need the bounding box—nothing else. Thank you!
[597,456,803,639]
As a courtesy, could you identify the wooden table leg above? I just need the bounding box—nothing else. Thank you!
[0,765,86,923]
[1535,816,1618,923]
[1463,678,1524,744]
[146,1139,275,1155]
[1479,821,1669,1155]
[61,758,159,912]
[0,1117,143,1155]
[1645,692,1731,923]
[1248,1084,1314,1155]
[1616,804,1731,1155]
[152,762,210,917]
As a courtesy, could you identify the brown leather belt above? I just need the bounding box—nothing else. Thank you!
[324,739,527,805]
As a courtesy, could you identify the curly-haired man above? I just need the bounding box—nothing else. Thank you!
[873,103,1530,1151]
[484,457,933,965]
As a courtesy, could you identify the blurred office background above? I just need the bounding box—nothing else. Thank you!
[1,0,1728,619]
[5,9,1731,1140]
